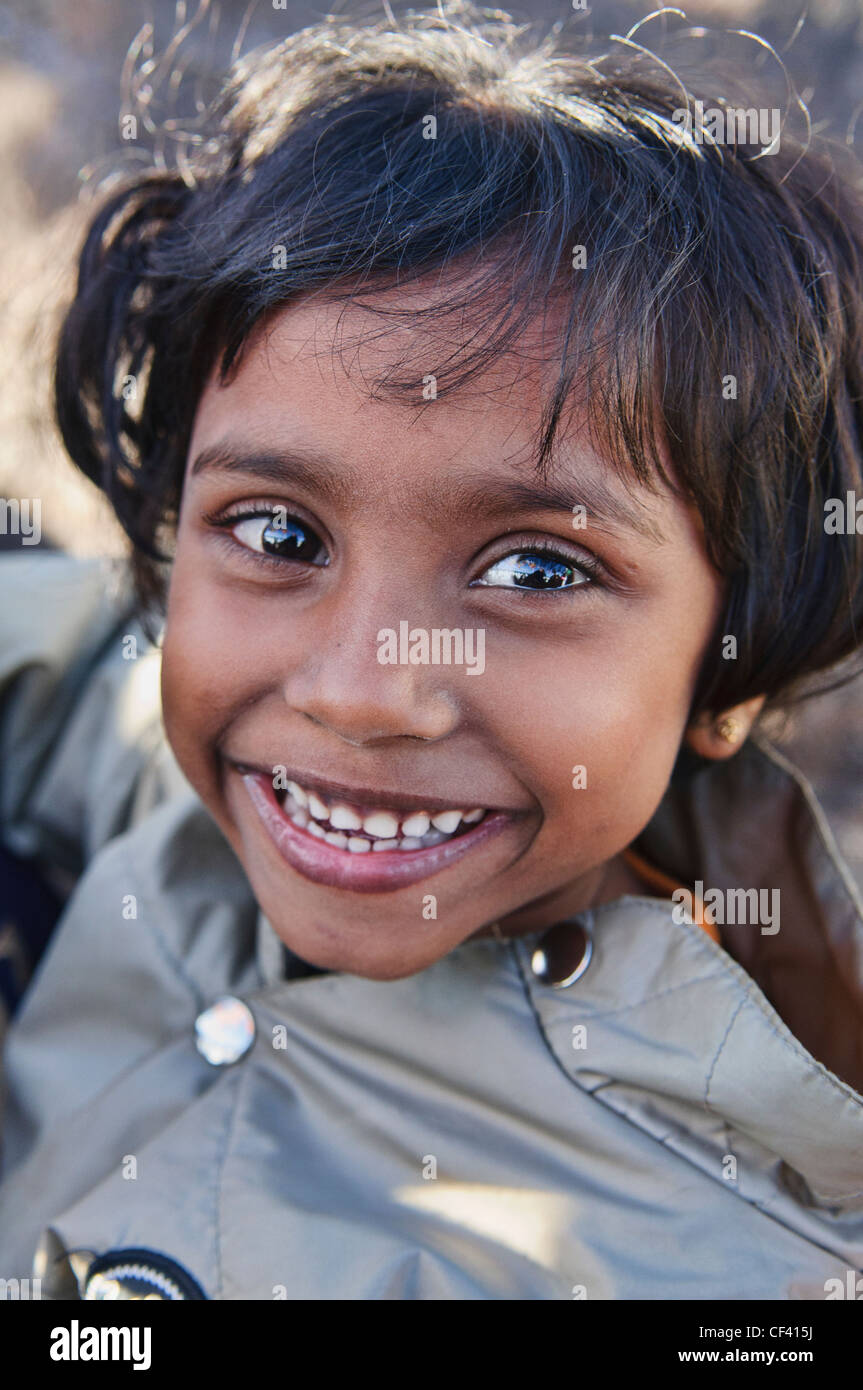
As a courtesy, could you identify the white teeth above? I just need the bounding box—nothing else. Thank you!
[287,780,308,807]
[420,829,446,847]
[401,812,431,838]
[362,809,400,839]
[330,802,363,832]
[280,777,489,850]
[308,793,329,822]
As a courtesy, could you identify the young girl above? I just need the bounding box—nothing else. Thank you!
[1,5,862,1301]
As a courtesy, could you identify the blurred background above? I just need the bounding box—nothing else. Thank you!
[0,0,862,875]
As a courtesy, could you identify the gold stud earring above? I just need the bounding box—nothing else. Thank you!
[716,716,742,744]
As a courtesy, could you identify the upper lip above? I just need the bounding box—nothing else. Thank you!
[228,760,513,816]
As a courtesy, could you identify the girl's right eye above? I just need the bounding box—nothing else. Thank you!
[227,511,329,566]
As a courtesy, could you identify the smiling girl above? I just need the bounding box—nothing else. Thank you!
[1,5,862,1301]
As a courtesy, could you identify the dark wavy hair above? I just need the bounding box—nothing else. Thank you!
[54,2,863,722]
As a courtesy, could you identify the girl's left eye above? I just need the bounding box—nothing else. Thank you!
[473,548,597,591]
[227,512,328,565]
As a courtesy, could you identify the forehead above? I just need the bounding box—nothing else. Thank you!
[187,287,680,549]
[229,278,572,411]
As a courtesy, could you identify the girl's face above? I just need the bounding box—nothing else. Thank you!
[161,292,724,979]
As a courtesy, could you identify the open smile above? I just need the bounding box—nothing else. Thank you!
[238,769,516,892]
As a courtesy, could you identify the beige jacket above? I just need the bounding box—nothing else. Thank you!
[0,553,862,1300]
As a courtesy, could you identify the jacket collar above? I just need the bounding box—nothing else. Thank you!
[514,884,863,1230]
[633,734,863,1095]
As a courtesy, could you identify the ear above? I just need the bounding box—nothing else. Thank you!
[683,694,767,761]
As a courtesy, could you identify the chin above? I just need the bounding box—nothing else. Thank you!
[256,892,466,980]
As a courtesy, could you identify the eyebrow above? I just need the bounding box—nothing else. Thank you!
[190,442,666,545]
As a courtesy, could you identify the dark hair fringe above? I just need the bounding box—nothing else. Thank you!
[55,3,863,718]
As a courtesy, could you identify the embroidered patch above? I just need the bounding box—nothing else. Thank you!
[83,1248,207,1300]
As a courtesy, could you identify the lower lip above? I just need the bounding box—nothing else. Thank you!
[240,773,514,893]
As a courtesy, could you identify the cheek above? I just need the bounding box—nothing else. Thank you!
[160,551,267,794]
[497,627,697,838]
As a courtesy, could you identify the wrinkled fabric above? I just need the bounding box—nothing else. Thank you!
[0,554,861,1300]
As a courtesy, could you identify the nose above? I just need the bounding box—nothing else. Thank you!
[282,601,461,746]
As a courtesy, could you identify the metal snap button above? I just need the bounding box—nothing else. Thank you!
[530,920,593,987]
[194,996,256,1065]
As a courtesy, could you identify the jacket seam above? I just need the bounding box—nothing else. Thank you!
[557,968,729,1022]
[709,976,863,1119]
[125,839,207,1015]
[588,897,863,1113]
[703,996,748,1110]
[213,1063,249,1301]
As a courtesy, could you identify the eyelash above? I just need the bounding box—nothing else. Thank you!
[203,502,329,571]
[475,537,606,593]
[203,504,608,593]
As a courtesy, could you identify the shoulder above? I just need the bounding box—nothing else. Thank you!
[1,790,262,1174]
[0,553,177,866]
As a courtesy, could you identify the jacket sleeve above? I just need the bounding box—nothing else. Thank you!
[0,554,196,1160]
[0,547,191,883]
